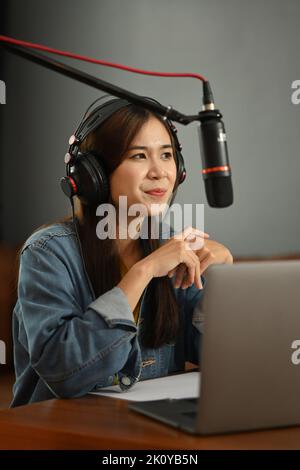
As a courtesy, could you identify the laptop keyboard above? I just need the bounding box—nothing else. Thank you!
[182,411,197,419]
[180,398,197,419]
[183,398,198,404]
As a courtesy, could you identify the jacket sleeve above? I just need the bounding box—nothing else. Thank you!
[183,275,206,365]
[17,243,140,398]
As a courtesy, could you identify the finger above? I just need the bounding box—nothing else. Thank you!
[183,227,210,240]
[173,263,187,288]
[185,231,210,242]
[176,253,193,289]
[167,267,177,278]
[174,226,210,241]
[191,251,202,289]
[184,251,202,289]
[195,246,211,261]
[180,251,198,289]
[185,258,195,289]
[200,253,214,275]
[185,234,206,252]
[195,255,203,289]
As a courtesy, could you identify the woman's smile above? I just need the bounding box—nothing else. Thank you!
[144,188,168,197]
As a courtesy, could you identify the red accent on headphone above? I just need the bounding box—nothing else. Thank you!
[68,177,78,194]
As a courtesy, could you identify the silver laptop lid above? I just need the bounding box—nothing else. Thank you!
[197,260,300,434]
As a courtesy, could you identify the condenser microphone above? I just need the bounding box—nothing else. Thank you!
[198,81,233,208]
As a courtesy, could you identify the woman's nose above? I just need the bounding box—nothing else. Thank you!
[147,160,167,179]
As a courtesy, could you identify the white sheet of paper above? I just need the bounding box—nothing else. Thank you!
[89,371,201,402]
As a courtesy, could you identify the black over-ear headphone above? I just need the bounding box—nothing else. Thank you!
[60,96,186,206]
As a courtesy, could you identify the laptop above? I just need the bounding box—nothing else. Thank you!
[129,260,300,435]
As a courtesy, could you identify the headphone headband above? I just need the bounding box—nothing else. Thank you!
[75,98,131,143]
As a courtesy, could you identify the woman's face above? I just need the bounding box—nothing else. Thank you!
[109,116,177,217]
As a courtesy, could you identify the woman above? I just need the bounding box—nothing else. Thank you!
[11,98,233,407]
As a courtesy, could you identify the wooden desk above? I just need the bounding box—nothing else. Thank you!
[0,395,300,450]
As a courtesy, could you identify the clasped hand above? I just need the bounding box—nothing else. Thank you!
[167,232,233,290]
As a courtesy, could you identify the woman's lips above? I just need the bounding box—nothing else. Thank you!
[144,190,167,197]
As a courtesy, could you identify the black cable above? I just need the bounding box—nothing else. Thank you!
[70,196,96,300]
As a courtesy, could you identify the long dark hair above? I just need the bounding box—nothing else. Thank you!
[20,104,182,349]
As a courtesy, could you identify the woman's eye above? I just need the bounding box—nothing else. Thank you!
[130,153,146,159]
[162,152,173,159]
[130,152,173,160]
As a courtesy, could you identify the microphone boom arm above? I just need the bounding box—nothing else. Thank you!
[2,42,203,125]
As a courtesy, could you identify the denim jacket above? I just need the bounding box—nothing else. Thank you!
[11,220,205,407]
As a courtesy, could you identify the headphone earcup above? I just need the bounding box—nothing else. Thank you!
[175,149,186,185]
[67,152,109,205]
[86,152,109,204]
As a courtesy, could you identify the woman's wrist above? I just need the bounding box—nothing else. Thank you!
[118,258,154,313]
[132,257,154,282]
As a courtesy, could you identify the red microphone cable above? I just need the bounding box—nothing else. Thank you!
[0,34,207,83]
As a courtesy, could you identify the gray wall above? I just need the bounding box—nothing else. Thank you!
[1,0,299,256]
